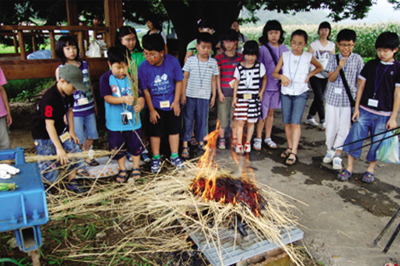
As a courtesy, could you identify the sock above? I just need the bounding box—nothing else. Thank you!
[334,153,341,158]
[171,153,178,159]
[153,154,160,160]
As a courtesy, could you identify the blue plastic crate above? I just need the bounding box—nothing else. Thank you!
[0,164,49,233]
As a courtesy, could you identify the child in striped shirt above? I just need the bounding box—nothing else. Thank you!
[181,33,220,157]
[232,41,267,154]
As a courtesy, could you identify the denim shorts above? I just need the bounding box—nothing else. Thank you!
[281,92,308,125]
[343,107,390,162]
[35,138,85,183]
[73,113,99,144]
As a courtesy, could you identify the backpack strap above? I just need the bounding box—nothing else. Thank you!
[336,54,355,107]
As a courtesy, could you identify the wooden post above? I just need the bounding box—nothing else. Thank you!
[17,30,26,60]
[32,35,37,52]
[104,0,117,47]
[13,36,18,53]
[49,30,56,59]
[77,31,85,58]
[66,0,79,37]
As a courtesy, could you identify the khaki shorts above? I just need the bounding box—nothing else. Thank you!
[217,96,234,129]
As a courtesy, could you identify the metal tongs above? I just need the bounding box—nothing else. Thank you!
[373,206,400,253]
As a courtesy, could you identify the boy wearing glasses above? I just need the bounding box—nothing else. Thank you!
[323,29,364,170]
[215,29,243,150]
[339,32,400,183]
[138,34,185,173]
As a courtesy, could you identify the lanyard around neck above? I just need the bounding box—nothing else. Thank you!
[197,55,210,88]
[289,52,302,82]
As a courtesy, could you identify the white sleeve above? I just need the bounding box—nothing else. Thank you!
[160,31,167,44]
[233,67,240,80]
[259,62,266,77]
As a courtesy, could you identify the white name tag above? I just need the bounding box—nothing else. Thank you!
[368,98,379,107]
[160,101,170,108]
[243,94,252,100]
[60,132,70,143]
[122,111,133,120]
[334,87,342,94]
[78,97,89,105]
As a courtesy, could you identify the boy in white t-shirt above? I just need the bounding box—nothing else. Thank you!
[181,33,219,157]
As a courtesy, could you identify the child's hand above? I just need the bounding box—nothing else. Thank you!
[150,109,160,124]
[351,108,360,122]
[305,74,311,83]
[134,102,143,113]
[258,92,263,102]
[56,147,68,165]
[124,96,135,106]
[232,99,236,109]
[180,95,187,106]
[386,118,397,130]
[70,131,80,144]
[218,93,225,103]
[210,96,215,108]
[6,114,12,127]
[171,101,181,116]
[281,75,291,87]
[339,58,347,69]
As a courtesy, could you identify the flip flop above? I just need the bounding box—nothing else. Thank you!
[362,171,375,183]
[337,169,352,181]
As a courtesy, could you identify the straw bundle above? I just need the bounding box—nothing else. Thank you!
[46,159,304,265]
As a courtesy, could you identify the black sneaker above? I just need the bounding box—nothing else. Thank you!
[66,179,87,194]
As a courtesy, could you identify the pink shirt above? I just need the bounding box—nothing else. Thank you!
[0,67,8,117]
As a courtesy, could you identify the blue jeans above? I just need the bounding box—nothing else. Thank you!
[182,97,209,142]
[281,92,308,125]
[73,113,99,144]
[35,138,86,183]
[343,107,390,162]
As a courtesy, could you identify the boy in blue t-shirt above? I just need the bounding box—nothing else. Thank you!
[181,32,219,157]
[138,34,185,173]
[338,32,400,183]
[100,47,145,182]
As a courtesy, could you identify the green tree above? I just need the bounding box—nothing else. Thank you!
[1,0,396,62]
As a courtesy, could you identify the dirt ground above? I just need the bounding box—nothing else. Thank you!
[3,92,400,265]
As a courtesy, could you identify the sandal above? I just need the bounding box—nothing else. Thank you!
[337,169,352,181]
[285,153,297,165]
[281,148,292,158]
[264,138,278,149]
[86,158,100,167]
[131,168,141,180]
[362,171,375,183]
[190,137,198,146]
[115,169,129,183]
[77,168,90,178]
[253,138,262,151]
[181,147,190,159]
[384,263,399,266]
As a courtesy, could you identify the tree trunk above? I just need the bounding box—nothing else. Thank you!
[162,0,243,65]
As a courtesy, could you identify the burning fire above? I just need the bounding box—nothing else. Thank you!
[190,123,266,216]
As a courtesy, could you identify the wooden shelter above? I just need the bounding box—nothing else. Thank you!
[0,0,123,80]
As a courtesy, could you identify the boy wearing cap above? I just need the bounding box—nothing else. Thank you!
[32,64,89,193]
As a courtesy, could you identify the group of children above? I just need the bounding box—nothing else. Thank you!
[29,19,400,193]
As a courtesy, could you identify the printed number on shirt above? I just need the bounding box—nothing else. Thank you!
[44,106,53,117]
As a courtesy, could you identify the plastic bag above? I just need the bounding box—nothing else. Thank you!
[86,40,102,57]
[376,130,400,164]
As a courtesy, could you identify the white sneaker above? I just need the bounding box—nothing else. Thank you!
[323,150,335,163]
[235,144,244,154]
[244,143,251,153]
[305,117,319,126]
[332,157,342,170]
[320,122,326,131]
